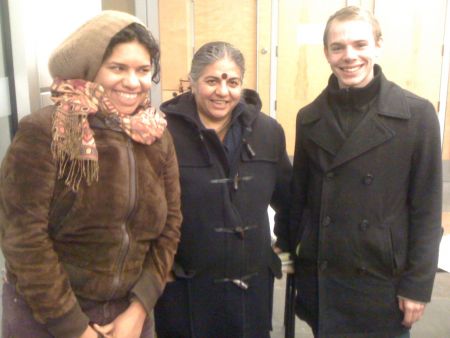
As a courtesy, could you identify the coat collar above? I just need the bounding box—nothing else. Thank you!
[301,66,411,125]
[160,89,262,130]
[300,66,408,170]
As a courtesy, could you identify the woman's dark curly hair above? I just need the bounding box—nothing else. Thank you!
[102,22,161,83]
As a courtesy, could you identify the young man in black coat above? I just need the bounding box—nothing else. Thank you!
[285,6,443,338]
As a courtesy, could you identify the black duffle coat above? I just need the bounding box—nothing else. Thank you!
[290,71,442,338]
[154,90,292,338]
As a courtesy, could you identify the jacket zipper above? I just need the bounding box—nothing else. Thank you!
[109,138,137,298]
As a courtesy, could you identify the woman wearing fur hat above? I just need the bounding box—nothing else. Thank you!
[0,10,181,338]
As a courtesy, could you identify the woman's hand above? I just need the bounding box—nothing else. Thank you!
[93,300,147,338]
[79,324,101,338]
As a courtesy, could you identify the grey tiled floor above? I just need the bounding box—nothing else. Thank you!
[0,258,449,338]
[271,272,450,338]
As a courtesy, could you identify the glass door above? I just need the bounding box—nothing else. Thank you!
[0,0,15,321]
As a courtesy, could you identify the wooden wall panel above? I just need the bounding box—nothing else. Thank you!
[162,90,177,103]
[159,0,192,94]
[193,0,257,90]
[442,73,450,160]
[256,0,272,112]
[375,0,446,108]
[102,0,134,14]
[276,0,346,155]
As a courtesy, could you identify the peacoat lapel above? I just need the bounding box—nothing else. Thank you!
[301,91,345,157]
[329,110,395,169]
[308,110,346,157]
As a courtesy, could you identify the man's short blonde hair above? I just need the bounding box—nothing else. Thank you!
[323,6,382,47]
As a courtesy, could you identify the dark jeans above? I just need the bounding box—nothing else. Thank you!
[2,281,154,338]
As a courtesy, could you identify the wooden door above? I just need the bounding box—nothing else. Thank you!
[159,0,193,102]
[159,0,261,104]
[374,0,446,109]
[193,0,257,90]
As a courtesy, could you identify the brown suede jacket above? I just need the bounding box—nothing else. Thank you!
[0,106,182,337]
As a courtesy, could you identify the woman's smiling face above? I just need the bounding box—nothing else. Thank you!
[192,58,242,126]
[94,40,152,115]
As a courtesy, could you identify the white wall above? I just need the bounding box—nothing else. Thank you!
[8,0,102,115]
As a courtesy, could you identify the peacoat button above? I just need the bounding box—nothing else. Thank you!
[234,226,245,239]
[322,216,332,227]
[232,279,249,290]
[359,219,369,231]
[326,172,335,180]
[363,173,374,185]
[319,261,328,272]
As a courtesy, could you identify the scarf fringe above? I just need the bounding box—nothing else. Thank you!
[51,111,99,191]
[53,149,99,191]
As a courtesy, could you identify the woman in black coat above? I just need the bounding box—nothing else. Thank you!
[154,41,292,338]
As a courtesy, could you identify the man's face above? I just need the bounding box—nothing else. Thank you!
[324,19,381,88]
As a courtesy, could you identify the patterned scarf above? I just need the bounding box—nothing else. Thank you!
[50,78,167,191]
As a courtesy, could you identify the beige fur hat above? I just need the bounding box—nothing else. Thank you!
[48,10,145,82]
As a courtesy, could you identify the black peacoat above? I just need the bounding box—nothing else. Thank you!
[154,90,292,338]
[289,71,443,338]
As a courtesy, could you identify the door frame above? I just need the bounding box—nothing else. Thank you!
[439,0,450,147]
